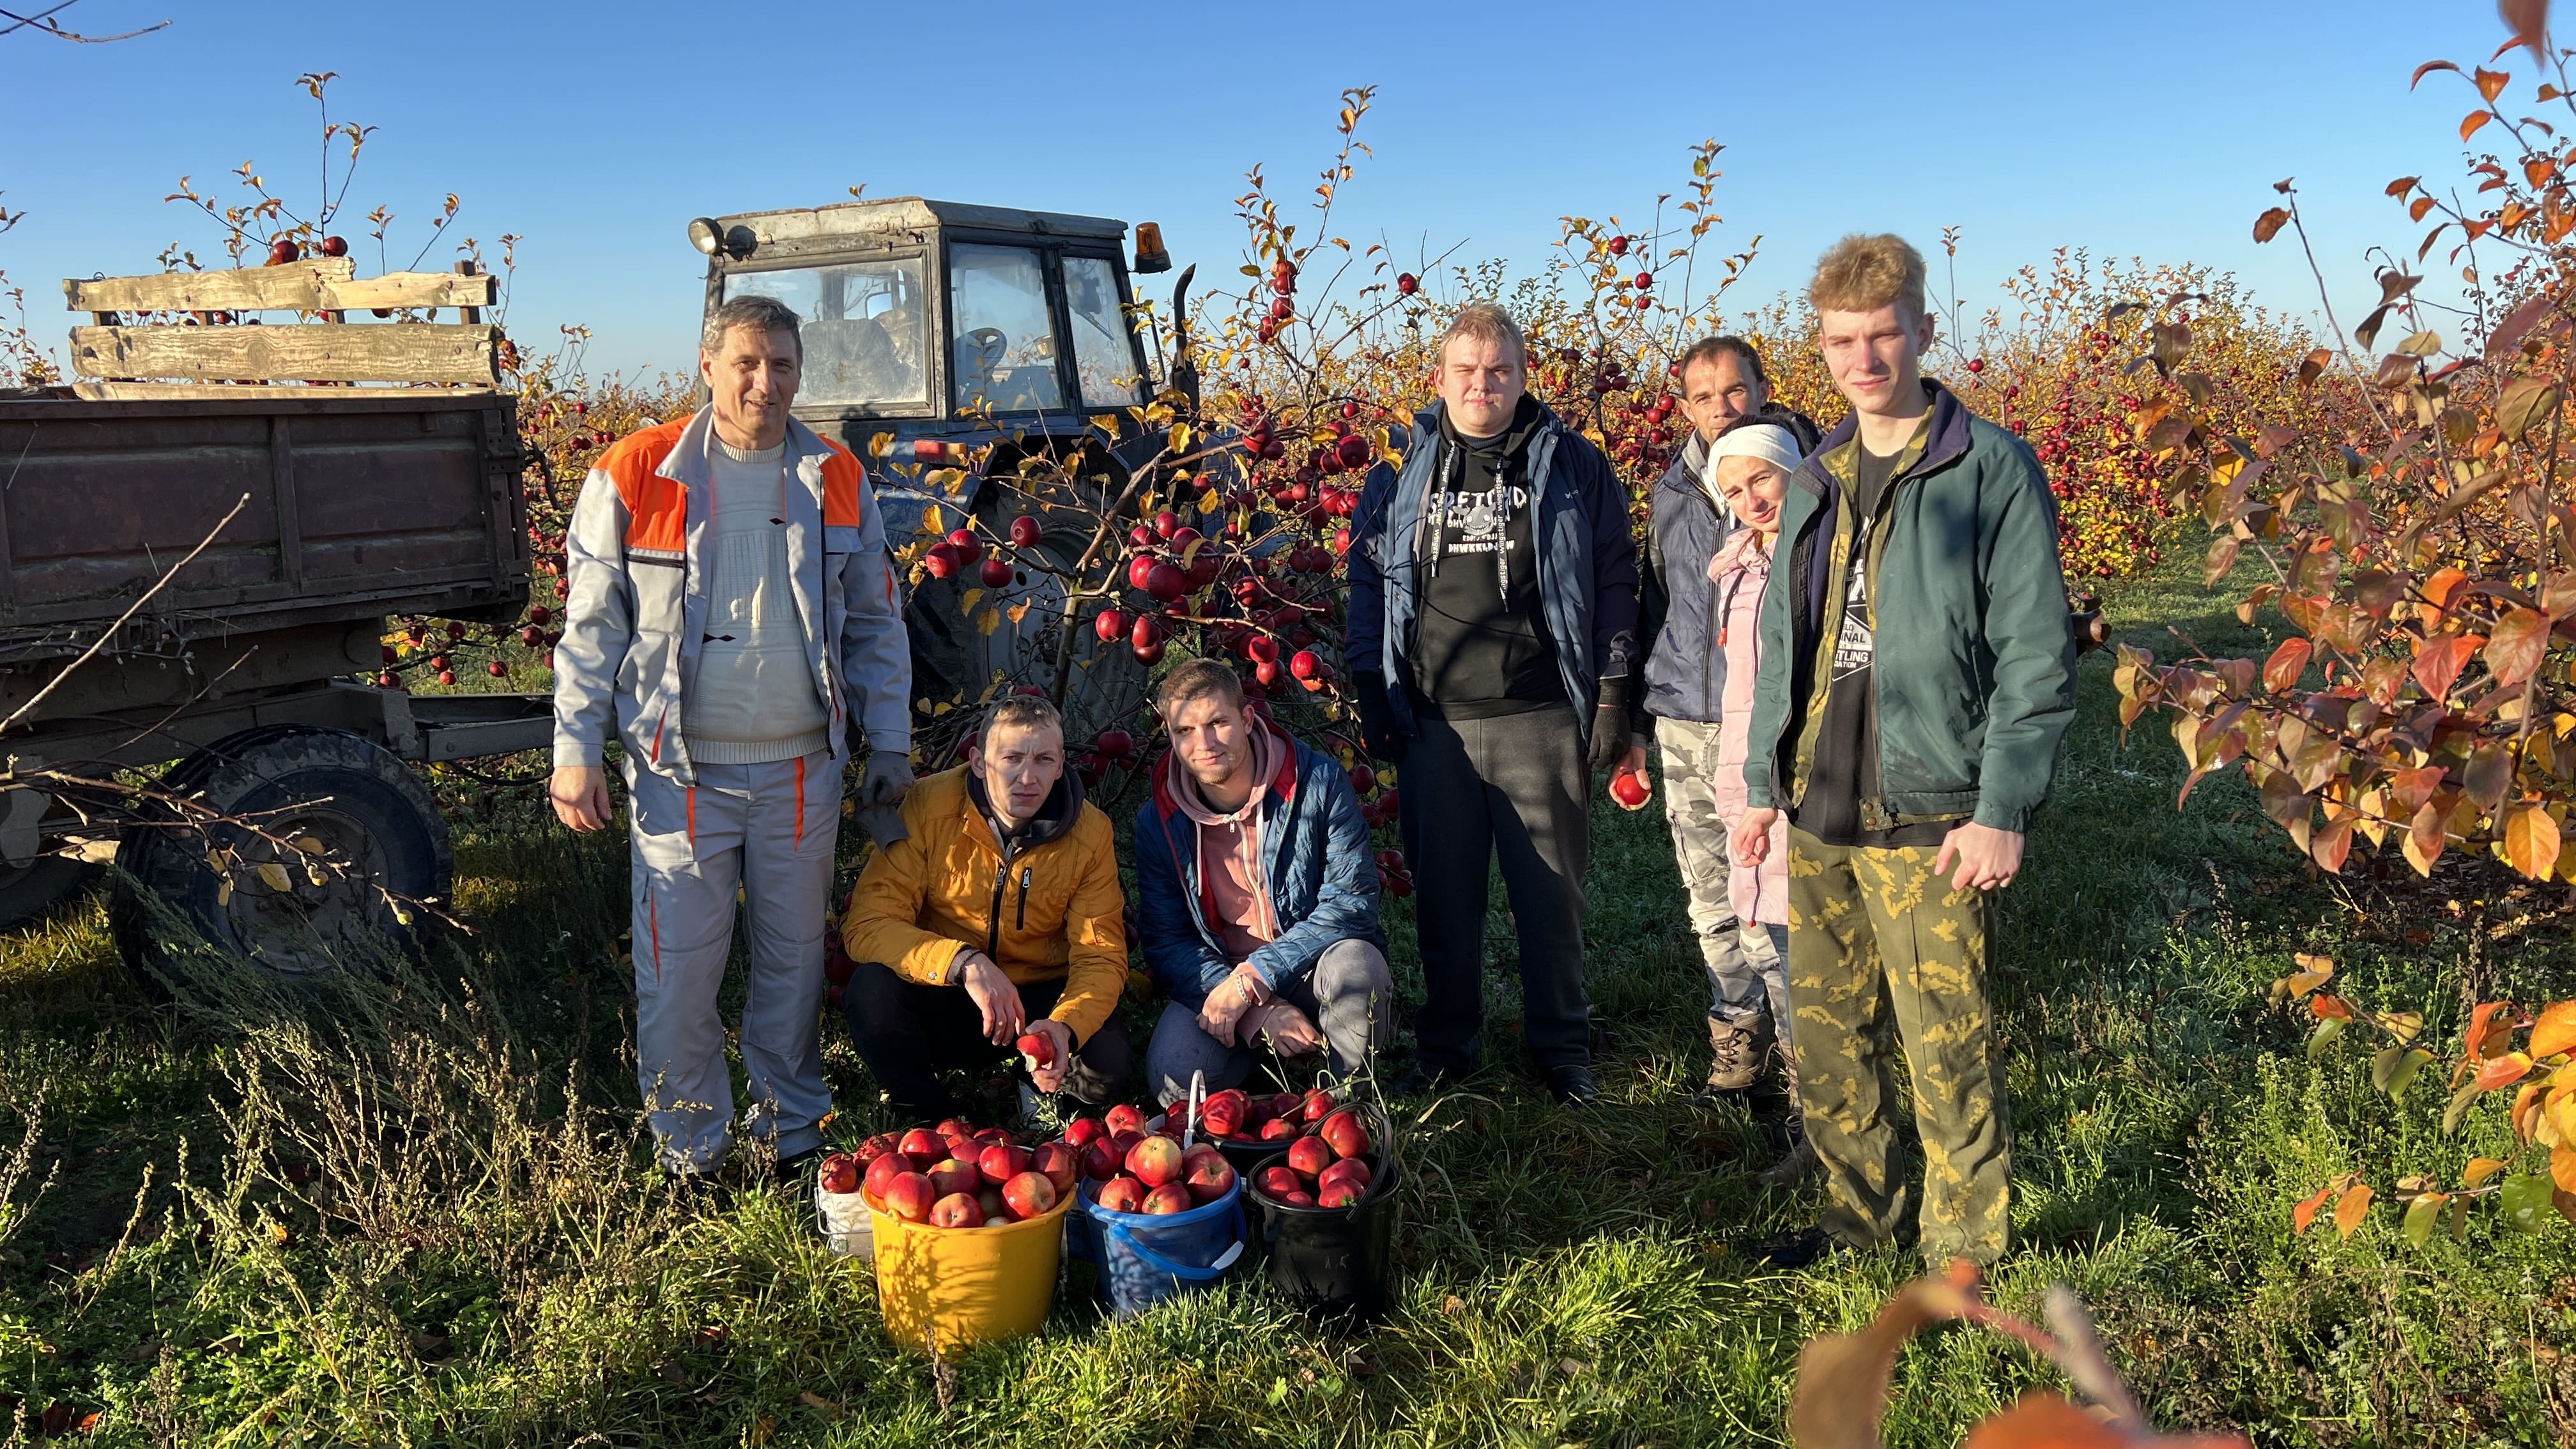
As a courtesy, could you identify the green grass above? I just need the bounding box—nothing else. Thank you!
[1,553,2572,1446]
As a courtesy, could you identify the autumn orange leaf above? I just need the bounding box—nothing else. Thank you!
[2334,1183,2374,1238]
[1964,1393,2124,1449]
[2478,1050,2536,1091]
[2465,1156,2509,1188]
[2292,1184,2334,1234]
[2531,1000,2576,1059]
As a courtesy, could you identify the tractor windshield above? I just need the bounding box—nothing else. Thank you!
[949,243,1066,413]
[724,257,929,410]
[1063,255,1144,409]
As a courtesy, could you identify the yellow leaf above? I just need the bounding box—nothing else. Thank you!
[2464,1156,2508,1188]
[2532,1000,2576,1059]
[977,607,1001,636]
[215,877,233,908]
[957,587,983,614]
[291,835,326,856]
[1199,487,1222,513]
[922,504,946,535]
[256,862,292,893]
[2334,1183,2374,1238]
[2556,1146,2576,1195]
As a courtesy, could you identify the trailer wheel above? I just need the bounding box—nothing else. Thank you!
[0,856,94,932]
[111,726,451,979]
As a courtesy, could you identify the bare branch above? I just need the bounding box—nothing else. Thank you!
[0,2,169,42]
[0,493,248,736]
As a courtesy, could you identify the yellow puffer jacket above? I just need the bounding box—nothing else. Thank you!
[840,765,1126,1044]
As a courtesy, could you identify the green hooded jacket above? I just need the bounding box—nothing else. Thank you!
[1740,380,2077,835]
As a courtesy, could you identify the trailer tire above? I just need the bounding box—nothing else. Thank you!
[0,856,95,932]
[110,726,451,980]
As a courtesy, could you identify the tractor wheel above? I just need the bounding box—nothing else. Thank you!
[110,726,450,981]
[0,855,94,933]
[906,509,1148,749]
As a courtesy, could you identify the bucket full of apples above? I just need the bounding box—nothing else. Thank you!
[852,1117,1081,1355]
[1061,1082,1249,1319]
[1244,1092,1402,1325]
[1157,1082,1353,1176]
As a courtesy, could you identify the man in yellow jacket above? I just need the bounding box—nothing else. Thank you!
[840,694,1131,1121]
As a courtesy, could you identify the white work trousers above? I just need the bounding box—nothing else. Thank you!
[624,749,837,1172]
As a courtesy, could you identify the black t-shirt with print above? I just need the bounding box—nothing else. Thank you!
[1409,396,1560,719]
[1794,439,1950,849]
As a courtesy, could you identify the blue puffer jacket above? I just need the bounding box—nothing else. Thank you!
[1342,401,1641,744]
[1134,726,1385,1011]
[1637,407,1822,728]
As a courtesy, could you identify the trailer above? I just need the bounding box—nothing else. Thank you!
[0,258,547,966]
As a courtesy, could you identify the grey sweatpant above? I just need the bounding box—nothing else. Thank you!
[625,749,837,1173]
[1144,939,1394,1104]
[1400,704,1592,1073]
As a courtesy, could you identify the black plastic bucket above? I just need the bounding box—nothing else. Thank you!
[1246,1146,1402,1326]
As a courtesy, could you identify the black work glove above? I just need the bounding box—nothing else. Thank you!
[1587,676,1632,775]
[1352,673,1407,765]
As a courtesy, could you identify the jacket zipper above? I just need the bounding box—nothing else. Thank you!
[985,838,1015,961]
[1016,866,1031,930]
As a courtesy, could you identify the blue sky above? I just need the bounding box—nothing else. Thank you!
[0,1,2536,380]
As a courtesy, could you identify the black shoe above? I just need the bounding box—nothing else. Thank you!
[1545,1065,1598,1107]
[1390,1064,1462,1099]
[1753,1225,1843,1269]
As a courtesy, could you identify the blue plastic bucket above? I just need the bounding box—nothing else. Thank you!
[1076,1176,1247,1319]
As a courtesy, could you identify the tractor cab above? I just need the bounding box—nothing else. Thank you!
[688,196,1165,449]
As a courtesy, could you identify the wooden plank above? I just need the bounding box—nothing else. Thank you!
[318,271,498,311]
[68,323,499,385]
[454,261,483,326]
[65,260,356,314]
[70,381,495,401]
[269,415,303,589]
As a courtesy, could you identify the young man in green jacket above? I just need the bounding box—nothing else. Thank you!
[1733,234,2077,1268]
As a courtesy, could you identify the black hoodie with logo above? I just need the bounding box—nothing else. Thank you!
[1407,395,1558,718]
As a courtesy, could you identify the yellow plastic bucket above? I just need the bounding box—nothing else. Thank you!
[864,1188,1073,1356]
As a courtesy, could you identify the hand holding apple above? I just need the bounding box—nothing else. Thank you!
[1019,1016,1075,1092]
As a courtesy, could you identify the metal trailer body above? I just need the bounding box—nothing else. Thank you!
[0,390,549,949]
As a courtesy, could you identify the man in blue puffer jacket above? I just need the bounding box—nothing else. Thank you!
[1344,303,1641,1107]
[1137,659,1391,1103]
[1628,337,1820,1104]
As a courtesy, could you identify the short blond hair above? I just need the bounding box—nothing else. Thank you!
[1439,302,1526,367]
[1807,234,1928,322]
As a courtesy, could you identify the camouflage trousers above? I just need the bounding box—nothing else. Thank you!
[1784,826,2010,1265]
[1653,719,1787,1034]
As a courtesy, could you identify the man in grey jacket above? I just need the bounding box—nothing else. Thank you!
[549,293,914,1179]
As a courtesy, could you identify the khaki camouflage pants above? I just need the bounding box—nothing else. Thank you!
[1653,718,1785,1032]
[1784,826,2010,1265]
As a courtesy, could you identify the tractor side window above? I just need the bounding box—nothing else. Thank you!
[948,244,1065,413]
[1062,256,1143,410]
[724,257,928,411]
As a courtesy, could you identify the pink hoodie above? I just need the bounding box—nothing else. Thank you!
[1708,525,1788,926]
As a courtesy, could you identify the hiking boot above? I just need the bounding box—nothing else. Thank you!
[1695,1015,1773,1101]
[1545,1064,1599,1107]
[1757,1133,1818,1188]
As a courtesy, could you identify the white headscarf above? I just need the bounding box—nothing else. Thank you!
[1697,422,1804,514]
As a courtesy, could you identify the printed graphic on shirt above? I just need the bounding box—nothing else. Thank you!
[1433,483,1529,553]
[1832,519,1874,682]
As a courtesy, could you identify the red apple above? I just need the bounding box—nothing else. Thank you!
[978,1142,1032,1186]
[1096,1175,1146,1213]
[979,556,1013,588]
[1031,1141,1081,1198]
[1255,1165,1304,1200]
[1093,608,1128,643]
[1080,1138,1121,1181]
[1265,1092,1303,1122]
[1141,1183,1195,1215]
[267,236,301,265]
[1145,562,1186,601]
[1009,514,1042,548]
[898,1128,946,1165]
[1017,1031,1059,1070]
[1317,1179,1366,1209]
[883,1171,936,1222]
[935,1117,975,1139]
[1200,1089,1248,1138]
[1300,1088,1338,1124]
[1397,272,1419,295]
[1282,1190,1317,1208]
[319,234,348,257]
[1126,1135,1185,1189]
[1184,1154,1238,1205]
[1318,1156,1371,1197]
[1319,1109,1371,1160]
[855,1133,900,1166]
[923,542,962,579]
[1002,1170,1057,1220]
[1285,1135,1334,1183]
[945,528,983,564]
[1609,767,1651,810]
[1063,1116,1106,1148]
[1105,1104,1147,1137]
[972,1127,1015,1148]
[817,1152,861,1195]
[977,1186,1006,1220]
[1108,1130,1146,1161]
[1289,649,1321,680]
[929,1192,981,1228]
[1259,1116,1300,1142]
[928,1158,981,1200]
[862,1151,909,1199]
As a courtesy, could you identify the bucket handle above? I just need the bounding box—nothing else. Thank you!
[1103,1200,1247,1282]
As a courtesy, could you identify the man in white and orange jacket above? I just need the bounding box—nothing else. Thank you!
[550,292,914,1179]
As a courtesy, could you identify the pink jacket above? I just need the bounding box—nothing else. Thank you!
[1710,526,1788,925]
